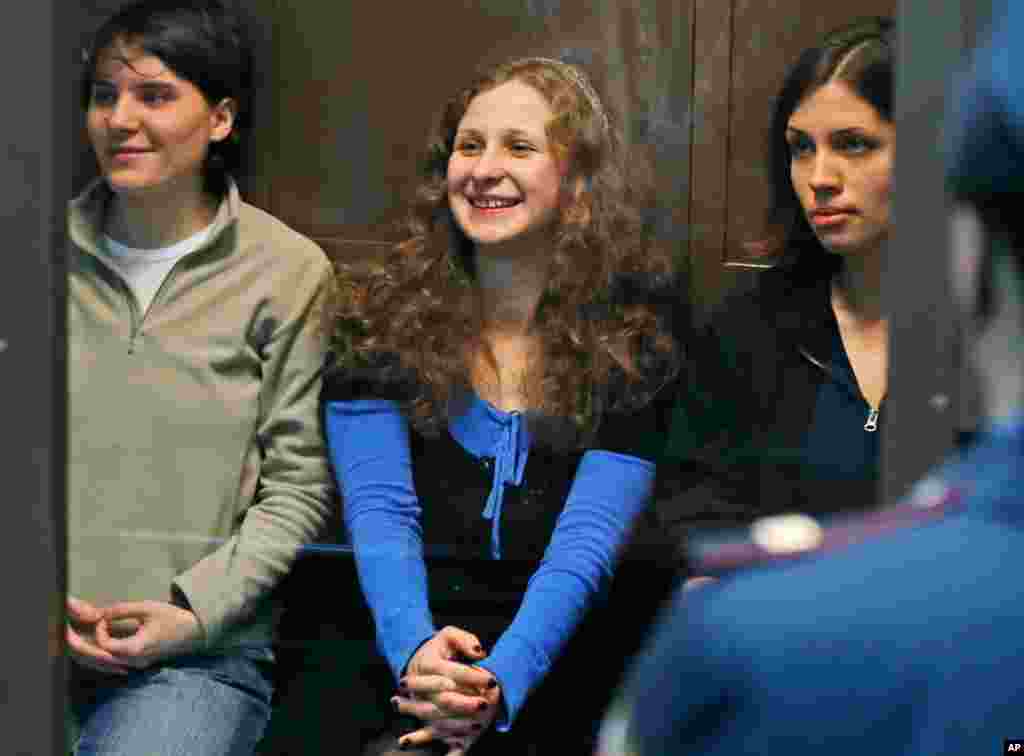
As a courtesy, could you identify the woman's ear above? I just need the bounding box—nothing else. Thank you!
[209,98,238,144]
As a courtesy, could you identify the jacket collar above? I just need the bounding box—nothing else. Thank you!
[770,262,838,366]
[68,177,242,259]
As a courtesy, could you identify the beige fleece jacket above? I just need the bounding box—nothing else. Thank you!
[67,179,335,652]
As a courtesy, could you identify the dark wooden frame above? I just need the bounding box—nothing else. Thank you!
[0,0,68,752]
[883,0,985,503]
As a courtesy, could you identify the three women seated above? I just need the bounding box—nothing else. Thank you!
[66,1,895,754]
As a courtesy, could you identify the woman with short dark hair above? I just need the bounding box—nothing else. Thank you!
[67,2,334,753]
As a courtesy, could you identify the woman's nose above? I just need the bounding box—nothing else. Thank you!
[106,95,140,131]
[808,151,841,194]
[469,146,504,182]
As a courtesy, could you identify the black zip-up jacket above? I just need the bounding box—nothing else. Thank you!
[657,260,881,550]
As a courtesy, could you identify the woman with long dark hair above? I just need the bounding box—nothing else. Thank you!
[663,18,895,538]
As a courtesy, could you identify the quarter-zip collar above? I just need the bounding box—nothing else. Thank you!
[69,177,242,353]
[69,177,241,266]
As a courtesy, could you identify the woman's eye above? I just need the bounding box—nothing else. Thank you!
[90,87,117,107]
[509,142,534,154]
[787,136,813,158]
[835,133,876,153]
[139,89,172,105]
[455,141,481,154]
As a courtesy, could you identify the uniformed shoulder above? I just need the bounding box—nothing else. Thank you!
[688,476,967,577]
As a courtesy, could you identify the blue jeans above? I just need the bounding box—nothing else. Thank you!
[69,653,274,756]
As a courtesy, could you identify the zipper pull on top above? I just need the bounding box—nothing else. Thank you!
[864,407,880,432]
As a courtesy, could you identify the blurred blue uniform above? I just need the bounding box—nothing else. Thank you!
[613,418,1024,755]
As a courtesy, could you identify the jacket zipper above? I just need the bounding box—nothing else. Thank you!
[799,345,881,433]
[87,239,210,354]
[864,407,880,432]
[86,252,144,353]
[131,257,191,350]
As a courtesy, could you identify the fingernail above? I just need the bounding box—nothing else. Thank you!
[398,740,410,751]
[472,723,482,731]
[477,700,488,711]
[473,644,483,654]
[486,677,497,689]
[398,677,408,690]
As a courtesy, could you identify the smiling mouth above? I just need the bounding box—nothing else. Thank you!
[468,197,521,209]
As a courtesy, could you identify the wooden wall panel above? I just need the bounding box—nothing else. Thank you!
[267,2,554,242]
[597,0,693,259]
[260,0,693,266]
[688,0,733,312]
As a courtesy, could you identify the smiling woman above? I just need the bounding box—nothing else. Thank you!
[446,80,563,252]
[322,56,681,755]
[66,2,335,755]
[86,44,235,205]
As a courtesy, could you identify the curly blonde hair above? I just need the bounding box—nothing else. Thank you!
[330,57,679,445]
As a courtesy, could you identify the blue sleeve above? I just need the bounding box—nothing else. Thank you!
[323,399,436,680]
[477,449,655,729]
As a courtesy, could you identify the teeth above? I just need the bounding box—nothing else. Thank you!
[471,198,519,209]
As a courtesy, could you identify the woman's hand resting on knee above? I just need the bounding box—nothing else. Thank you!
[392,626,501,753]
[66,596,132,675]
[66,597,203,673]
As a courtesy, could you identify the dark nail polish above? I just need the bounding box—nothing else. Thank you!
[472,723,483,731]
[477,700,488,711]
[486,677,498,689]
[398,678,408,689]
[398,740,410,751]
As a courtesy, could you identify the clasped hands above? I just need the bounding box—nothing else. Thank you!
[392,626,502,754]
[66,596,203,675]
